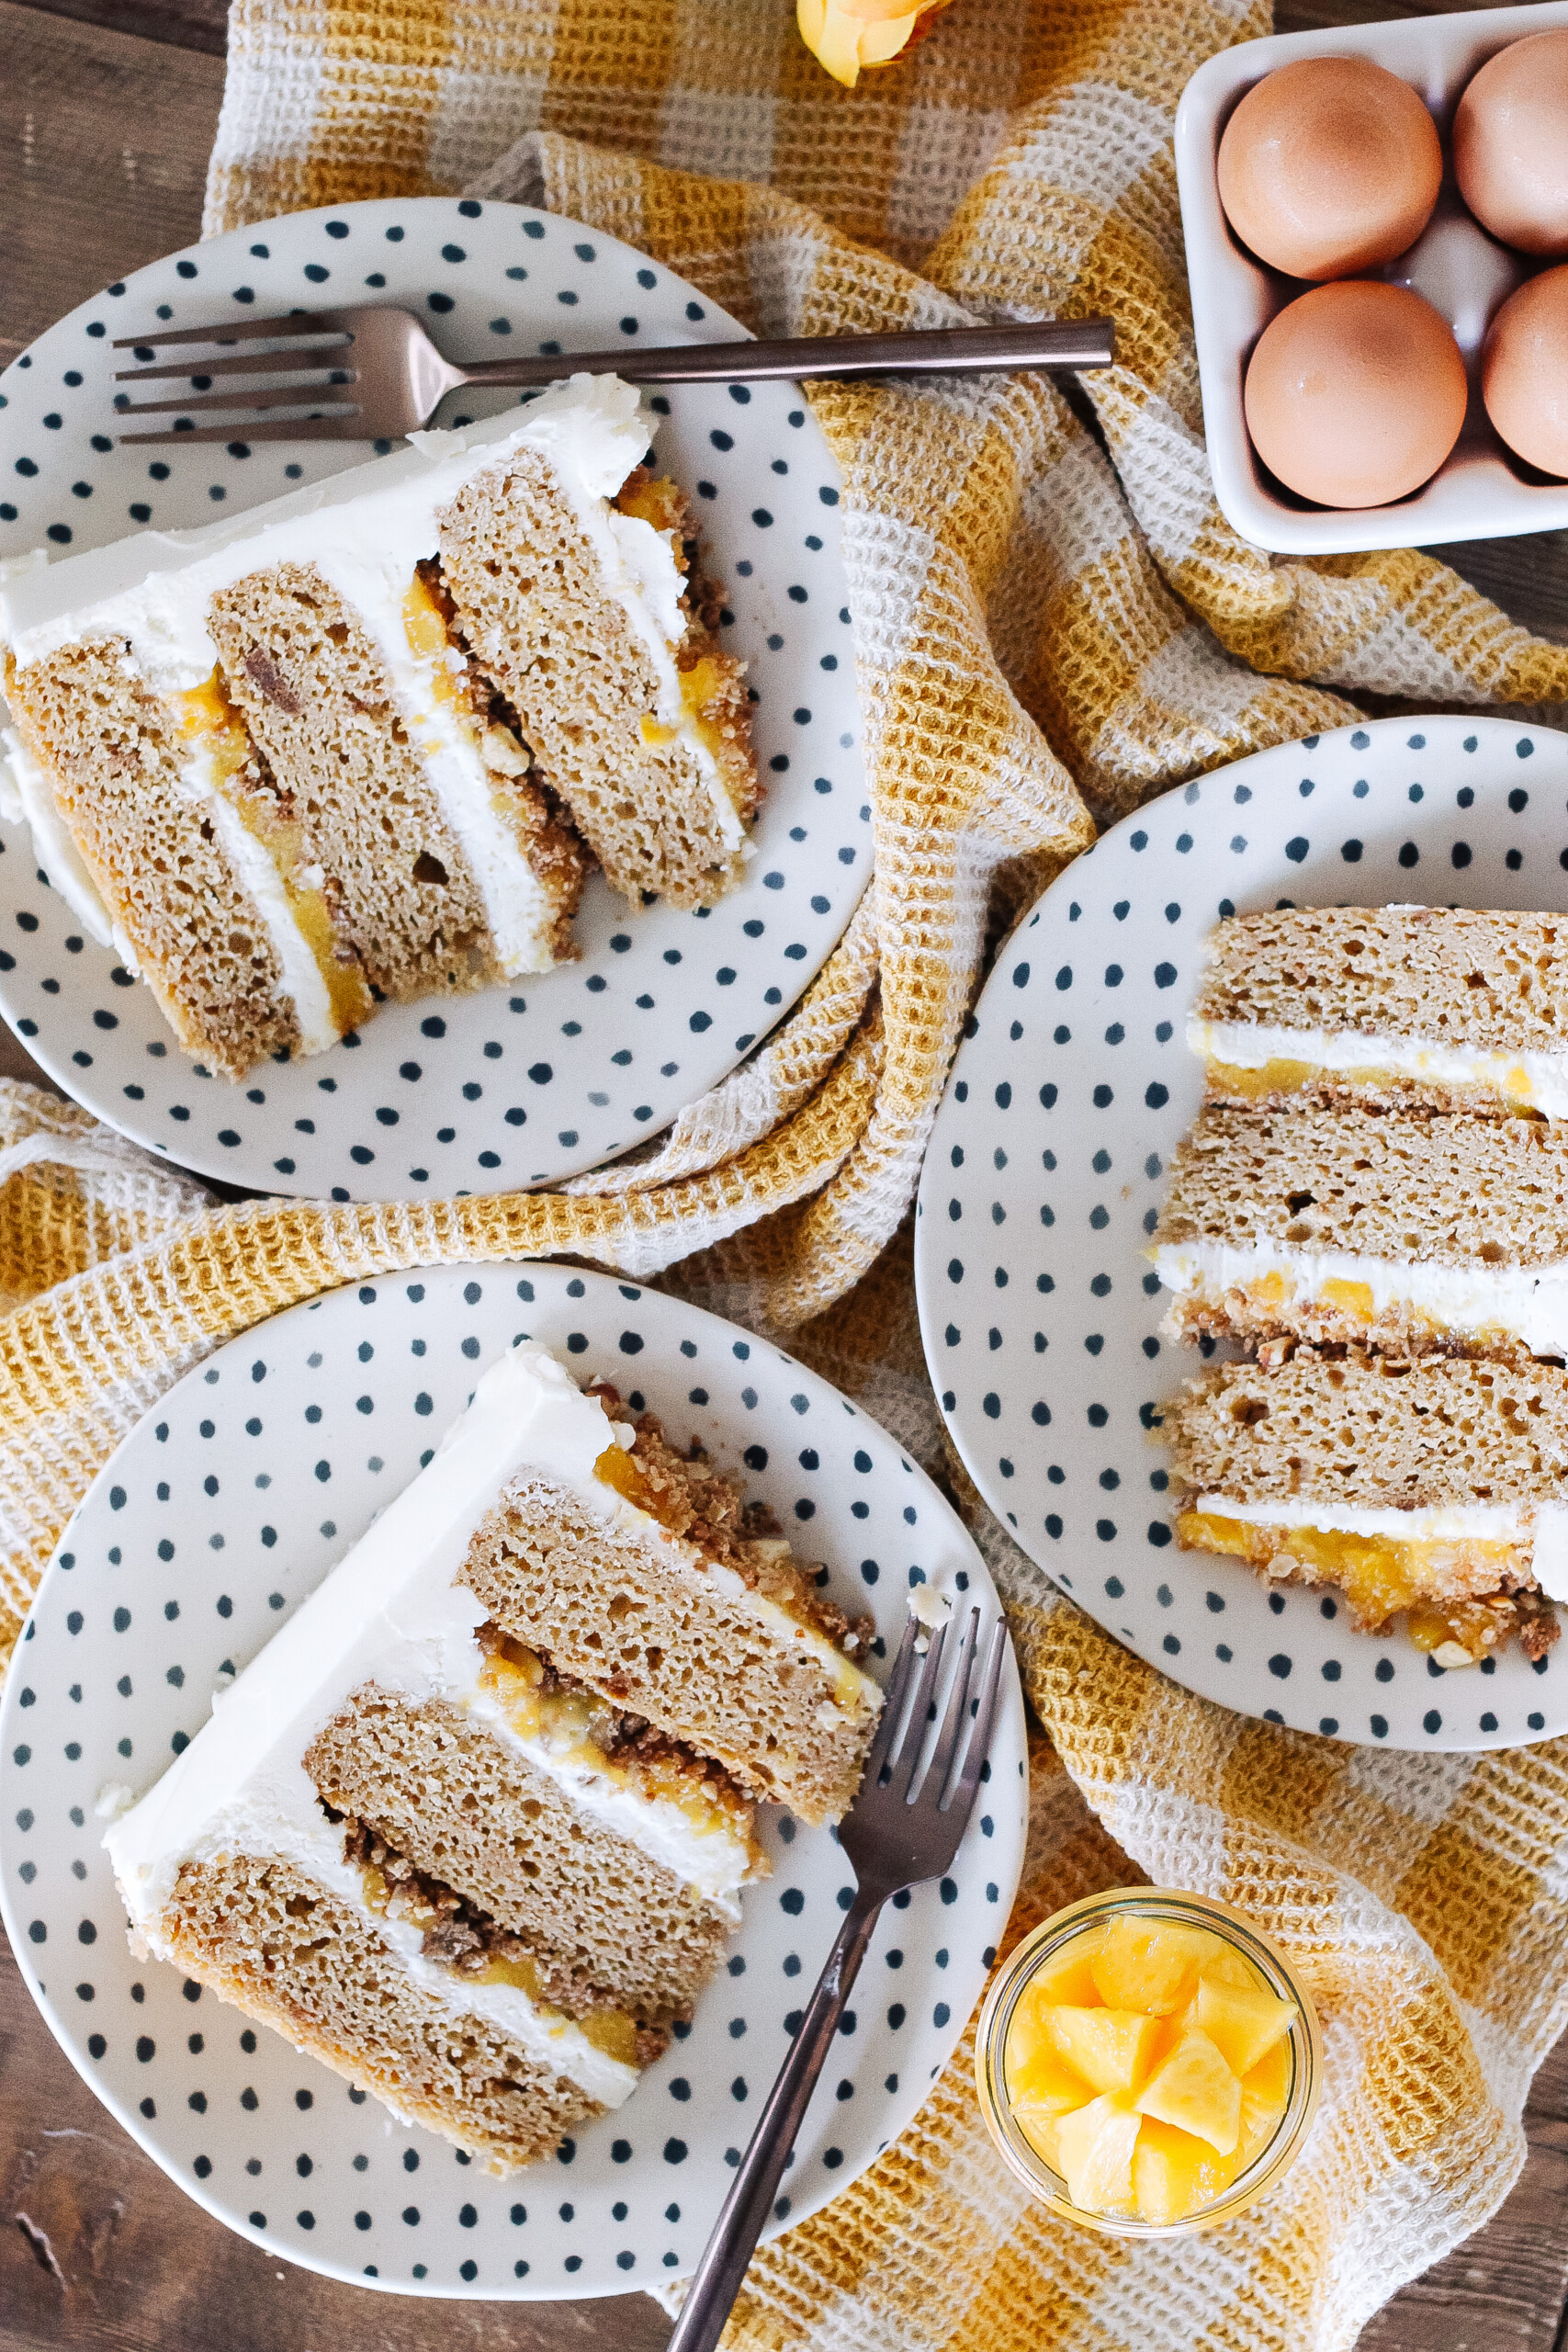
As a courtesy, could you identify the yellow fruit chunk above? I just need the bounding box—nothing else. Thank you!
[1012,2098,1066,2174]
[1007,2036,1094,2116]
[1238,2036,1292,2161]
[1026,1928,1105,2009]
[1090,1916,1233,2016]
[1199,1943,1266,1993]
[1133,2116,1245,2224]
[1195,1973,1297,2079]
[1055,2092,1142,2215]
[1134,2029,1242,2155]
[1043,2006,1168,2098]
[1003,1989,1057,2083]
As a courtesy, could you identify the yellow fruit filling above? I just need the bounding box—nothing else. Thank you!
[1318,1277,1375,1320]
[633,658,740,772]
[1002,1917,1297,2223]
[592,1430,703,1539]
[471,1952,642,2065]
[592,1435,657,1511]
[1203,1055,1395,1102]
[615,474,687,537]
[1179,1510,1523,1661]
[360,1853,643,2060]
[179,669,373,1036]
[401,573,465,702]
[475,1634,752,1847]
[179,672,257,788]
[1203,1053,1538,1112]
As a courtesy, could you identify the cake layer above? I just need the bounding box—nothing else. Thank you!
[438,457,756,909]
[1161,1355,1568,1662]
[1154,1102,1568,1357]
[1191,905,1568,1116]
[1163,1353,1568,1507]
[103,1339,779,2165]
[0,376,755,1070]
[467,1626,761,1912]
[1,636,318,1070]
[206,561,580,1003]
[153,1850,604,2174]
[457,1381,881,1825]
[305,1685,738,2021]
[102,1340,865,2163]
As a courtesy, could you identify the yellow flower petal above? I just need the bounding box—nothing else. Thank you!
[858,12,921,63]
[798,0,863,85]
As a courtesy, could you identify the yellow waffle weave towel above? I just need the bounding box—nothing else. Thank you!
[4,2,1568,2345]
[2,1107,1565,2350]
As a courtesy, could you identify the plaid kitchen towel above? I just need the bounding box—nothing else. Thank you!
[6,1,1568,2346]
[1,1094,1562,2352]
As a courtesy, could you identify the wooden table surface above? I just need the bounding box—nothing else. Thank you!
[4,4,1568,2346]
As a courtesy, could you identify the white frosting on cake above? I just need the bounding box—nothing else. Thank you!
[0,374,738,1002]
[103,1340,873,2098]
[0,710,118,952]
[104,1340,662,2102]
[1190,1013,1568,1120]
[1154,1235,1568,1358]
[1192,1494,1568,1603]
[459,1673,754,1919]
[173,741,340,1056]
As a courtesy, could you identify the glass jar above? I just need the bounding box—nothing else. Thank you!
[974,1886,1321,2236]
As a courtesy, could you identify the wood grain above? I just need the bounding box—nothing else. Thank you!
[6,0,228,52]
[0,1931,675,2352]
[4,3,1568,2348]
[1360,2028,1568,2352]
[0,2,223,370]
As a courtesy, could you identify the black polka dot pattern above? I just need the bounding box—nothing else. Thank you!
[0,199,869,1200]
[919,715,1568,1753]
[0,1261,1023,2294]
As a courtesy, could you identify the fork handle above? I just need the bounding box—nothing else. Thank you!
[455,317,1114,391]
[666,1886,886,2352]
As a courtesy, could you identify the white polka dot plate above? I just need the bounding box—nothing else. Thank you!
[0,198,868,1200]
[0,1262,1025,2298]
[916,714,1568,1753]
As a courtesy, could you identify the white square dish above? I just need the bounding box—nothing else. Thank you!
[1174,1,1568,555]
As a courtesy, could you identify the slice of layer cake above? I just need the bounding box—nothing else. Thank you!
[0,376,758,1077]
[1161,1353,1566,1667]
[1153,1101,1568,1360]
[104,1340,876,2173]
[1190,905,1568,1118]
[457,1360,882,1824]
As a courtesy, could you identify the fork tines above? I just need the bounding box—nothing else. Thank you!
[111,309,359,352]
[111,311,365,426]
[874,1608,1005,1813]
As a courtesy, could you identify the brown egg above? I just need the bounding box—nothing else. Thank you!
[1217,56,1441,280]
[1455,32,1568,256]
[1483,266,1568,476]
[1244,282,1467,508]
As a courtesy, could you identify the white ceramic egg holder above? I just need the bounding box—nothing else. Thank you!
[1175,0,1568,554]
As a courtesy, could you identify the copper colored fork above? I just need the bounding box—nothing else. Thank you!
[110,304,1116,444]
[665,1602,1010,2352]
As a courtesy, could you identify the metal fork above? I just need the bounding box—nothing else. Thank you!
[666,1603,1010,2352]
[108,306,1116,445]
